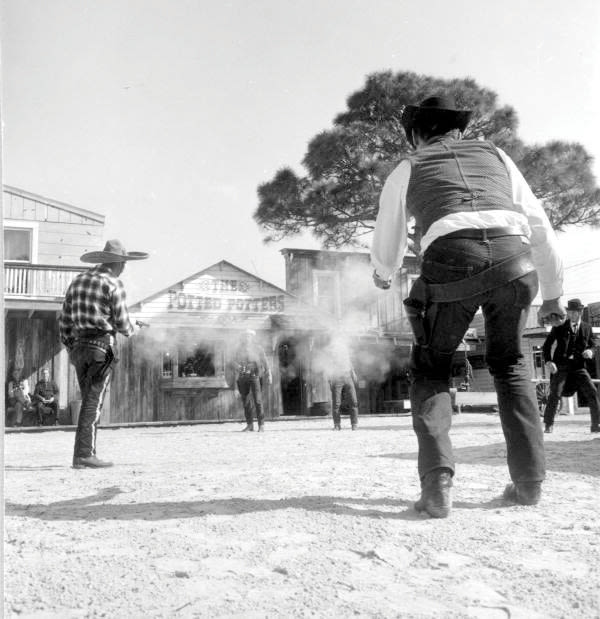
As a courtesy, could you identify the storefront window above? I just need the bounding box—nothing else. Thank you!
[161,340,225,380]
[179,345,215,377]
[162,352,174,378]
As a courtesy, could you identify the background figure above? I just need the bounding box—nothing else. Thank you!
[327,334,359,430]
[542,298,600,434]
[372,95,565,518]
[234,329,272,432]
[32,368,60,425]
[7,369,33,427]
[59,239,148,469]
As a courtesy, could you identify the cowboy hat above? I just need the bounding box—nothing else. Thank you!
[566,298,585,311]
[80,239,149,263]
[401,95,472,147]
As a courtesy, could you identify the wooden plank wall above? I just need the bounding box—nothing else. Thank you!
[5,314,61,391]
[4,190,104,267]
[37,222,104,265]
[109,331,284,423]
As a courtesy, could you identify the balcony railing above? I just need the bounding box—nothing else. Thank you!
[4,263,83,299]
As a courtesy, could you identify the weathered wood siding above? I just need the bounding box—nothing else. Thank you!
[4,187,105,267]
[109,331,283,423]
[107,261,306,422]
[4,313,71,408]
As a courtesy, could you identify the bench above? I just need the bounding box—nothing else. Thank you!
[454,391,498,414]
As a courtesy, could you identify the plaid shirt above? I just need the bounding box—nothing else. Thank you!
[59,265,134,348]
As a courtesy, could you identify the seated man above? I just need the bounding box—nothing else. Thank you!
[7,369,33,427]
[32,368,60,425]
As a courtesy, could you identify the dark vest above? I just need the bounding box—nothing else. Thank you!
[406,138,517,236]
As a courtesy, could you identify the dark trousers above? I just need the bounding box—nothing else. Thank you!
[409,235,545,484]
[238,375,264,426]
[544,364,600,428]
[330,378,358,426]
[34,401,58,424]
[70,343,113,458]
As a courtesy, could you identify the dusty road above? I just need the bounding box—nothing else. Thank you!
[4,413,600,618]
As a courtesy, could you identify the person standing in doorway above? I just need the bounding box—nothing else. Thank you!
[59,239,148,468]
[542,298,599,434]
[234,329,272,432]
[371,94,565,517]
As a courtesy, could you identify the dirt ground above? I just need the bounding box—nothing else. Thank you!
[4,412,600,618]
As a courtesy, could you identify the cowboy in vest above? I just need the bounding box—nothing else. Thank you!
[59,239,148,468]
[371,95,565,517]
[234,329,272,432]
[542,298,600,434]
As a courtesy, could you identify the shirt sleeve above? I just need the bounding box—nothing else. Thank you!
[112,279,135,337]
[59,292,75,347]
[371,159,411,280]
[542,327,557,362]
[496,148,564,300]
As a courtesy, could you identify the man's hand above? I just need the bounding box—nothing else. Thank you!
[372,270,391,290]
[582,349,594,360]
[545,361,558,375]
[537,298,566,327]
[266,372,273,385]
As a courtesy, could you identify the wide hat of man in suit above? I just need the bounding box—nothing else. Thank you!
[542,298,600,434]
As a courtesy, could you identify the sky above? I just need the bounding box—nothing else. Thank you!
[1,0,600,304]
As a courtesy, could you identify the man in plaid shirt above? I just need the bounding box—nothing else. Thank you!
[60,239,148,469]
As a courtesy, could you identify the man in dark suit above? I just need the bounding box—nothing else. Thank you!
[542,298,600,433]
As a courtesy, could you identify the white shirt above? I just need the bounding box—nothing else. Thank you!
[371,146,564,301]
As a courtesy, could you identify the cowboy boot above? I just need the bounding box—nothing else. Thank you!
[414,468,453,518]
[503,481,542,505]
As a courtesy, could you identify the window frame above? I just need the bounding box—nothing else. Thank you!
[312,269,341,318]
[4,220,39,264]
[160,338,229,389]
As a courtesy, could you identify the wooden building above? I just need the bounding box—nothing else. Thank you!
[110,248,428,423]
[3,186,105,420]
[109,260,336,423]
[280,248,419,413]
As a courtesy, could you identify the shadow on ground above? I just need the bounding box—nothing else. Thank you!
[377,438,600,477]
[4,465,65,471]
[5,485,507,522]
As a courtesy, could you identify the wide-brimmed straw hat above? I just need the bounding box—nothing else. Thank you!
[401,95,472,146]
[80,239,149,264]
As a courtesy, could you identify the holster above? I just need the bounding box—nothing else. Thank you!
[92,347,117,382]
[404,251,536,344]
[403,277,430,345]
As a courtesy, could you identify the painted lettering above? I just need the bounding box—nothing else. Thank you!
[167,292,285,313]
